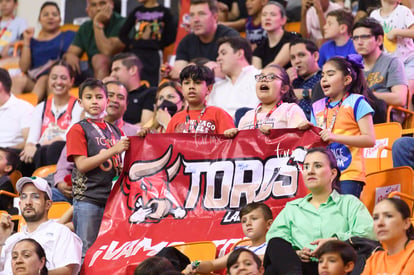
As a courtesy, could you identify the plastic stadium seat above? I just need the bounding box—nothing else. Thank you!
[32,164,57,178]
[173,241,217,262]
[360,166,414,214]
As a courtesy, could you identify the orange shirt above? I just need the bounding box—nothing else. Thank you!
[362,240,414,275]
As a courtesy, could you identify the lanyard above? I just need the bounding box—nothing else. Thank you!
[322,93,349,131]
[249,242,266,253]
[88,119,122,174]
[253,101,283,129]
[185,106,206,133]
[0,17,14,40]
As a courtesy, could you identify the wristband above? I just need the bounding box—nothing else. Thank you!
[191,260,200,269]
[94,22,104,29]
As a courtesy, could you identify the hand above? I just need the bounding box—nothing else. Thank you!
[297,121,313,130]
[312,0,322,12]
[204,61,225,79]
[310,237,337,257]
[160,63,172,79]
[296,247,313,262]
[63,52,81,74]
[0,213,13,243]
[137,128,150,137]
[259,124,272,135]
[23,27,34,43]
[56,182,73,199]
[319,129,336,143]
[156,108,172,129]
[94,4,112,24]
[113,137,130,154]
[286,67,298,83]
[102,76,117,83]
[182,263,196,275]
[386,29,399,41]
[19,143,37,163]
[224,128,239,138]
[302,0,313,11]
[217,1,229,13]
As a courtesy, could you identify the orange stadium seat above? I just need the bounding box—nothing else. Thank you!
[32,164,57,178]
[173,241,217,262]
[230,238,252,251]
[363,122,402,174]
[16,93,38,106]
[285,21,301,33]
[360,166,414,214]
[48,202,72,220]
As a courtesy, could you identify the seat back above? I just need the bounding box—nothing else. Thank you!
[9,170,22,193]
[285,21,300,33]
[230,238,252,251]
[48,202,72,220]
[360,166,414,214]
[388,191,414,225]
[0,56,21,77]
[173,241,217,262]
[60,24,80,32]
[16,93,38,106]
[32,164,57,178]
[363,122,402,174]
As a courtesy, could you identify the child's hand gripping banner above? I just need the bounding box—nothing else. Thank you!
[83,127,326,274]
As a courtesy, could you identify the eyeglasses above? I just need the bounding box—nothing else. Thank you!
[352,34,374,41]
[254,73,283,82]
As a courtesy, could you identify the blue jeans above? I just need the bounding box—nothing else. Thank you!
[51,187,72,204]
[73,199,105,261]
[340,180,364,198]
[392,137,414,169]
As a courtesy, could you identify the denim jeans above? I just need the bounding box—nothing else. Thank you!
[73,199,105,261]
[51,187,72,204]
[392,137,414,169]
[340,180,364,198]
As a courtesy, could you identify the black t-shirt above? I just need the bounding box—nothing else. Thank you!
[119,5,177,51]
[123,85,157,124]
[253,31,299,68]
[176,25,239,62]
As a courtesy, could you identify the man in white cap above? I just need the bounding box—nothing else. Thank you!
[0,177,82,275]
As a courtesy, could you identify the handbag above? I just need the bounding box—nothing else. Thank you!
[27,58,59,80]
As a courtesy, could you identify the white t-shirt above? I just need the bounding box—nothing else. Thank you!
[0,220,82,275]
[0,95,33,148]
[238,102,307,130]
[26,98,83,145]
[370,5,414,62]
[208,65,260,118]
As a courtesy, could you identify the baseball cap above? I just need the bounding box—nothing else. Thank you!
[16,176,53,201]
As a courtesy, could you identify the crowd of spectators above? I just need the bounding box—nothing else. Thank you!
[0,0,414,273]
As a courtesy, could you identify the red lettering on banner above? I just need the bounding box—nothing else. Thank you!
[82,128,326,275]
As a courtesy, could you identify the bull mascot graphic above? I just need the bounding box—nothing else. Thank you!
[125,145,186,223]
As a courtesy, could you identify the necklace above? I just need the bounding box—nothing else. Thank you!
[321,93,349,131]
[185,106,207,133]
